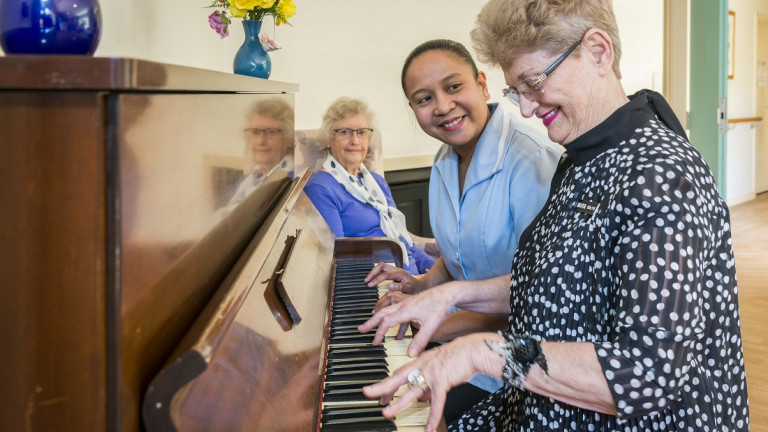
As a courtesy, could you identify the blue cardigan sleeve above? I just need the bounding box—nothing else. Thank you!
[304,179,345,238]
[409,243,435,274]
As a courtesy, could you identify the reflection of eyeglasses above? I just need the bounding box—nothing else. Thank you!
[244,128,284,138]
[502,37,582,106]
[331,128,374,140]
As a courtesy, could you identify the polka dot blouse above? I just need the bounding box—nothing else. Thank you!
[450,91,749,431]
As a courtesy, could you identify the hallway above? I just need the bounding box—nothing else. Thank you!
[730,192,768,430]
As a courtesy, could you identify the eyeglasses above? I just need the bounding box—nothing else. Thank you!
[244,128,284,138]
[330,128,374,140]
[502,38,583,106]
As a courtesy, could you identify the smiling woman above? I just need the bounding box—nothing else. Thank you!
[359,1,749,431]
[303,97,435,276]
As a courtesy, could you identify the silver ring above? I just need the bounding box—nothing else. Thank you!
[407,368,429,392]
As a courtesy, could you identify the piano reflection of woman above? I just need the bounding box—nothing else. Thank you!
[304,97,435,275]
[224,98,295,209]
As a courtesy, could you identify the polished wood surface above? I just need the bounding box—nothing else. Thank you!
[142,170,406,430]
[731,192,768,431]
[0,57,297,432]
[0,91,109,431]
[0,56,298,93]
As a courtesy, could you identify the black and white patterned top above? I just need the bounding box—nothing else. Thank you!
[450,91,749,431]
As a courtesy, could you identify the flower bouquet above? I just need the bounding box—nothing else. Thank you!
[207,0,296,40]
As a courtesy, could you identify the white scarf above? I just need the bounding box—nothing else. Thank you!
[322,154,413,266]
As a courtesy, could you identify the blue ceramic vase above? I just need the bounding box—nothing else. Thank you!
[0,0,102,55]
[233,20,271,79]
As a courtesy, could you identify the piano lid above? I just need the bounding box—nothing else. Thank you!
[0,56,299,93]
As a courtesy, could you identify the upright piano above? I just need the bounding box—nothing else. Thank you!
[0,57,440,432]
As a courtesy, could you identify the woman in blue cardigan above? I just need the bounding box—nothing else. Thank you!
[304,97,435,275]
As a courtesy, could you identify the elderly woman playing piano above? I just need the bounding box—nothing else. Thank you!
[359,0,749,431]
[304,97,435,275]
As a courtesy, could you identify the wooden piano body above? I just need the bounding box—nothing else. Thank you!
[0,56,435,432]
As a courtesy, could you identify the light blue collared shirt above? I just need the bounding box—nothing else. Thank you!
[429,103,562,392]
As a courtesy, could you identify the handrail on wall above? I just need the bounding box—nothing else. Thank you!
[727,116,763,130]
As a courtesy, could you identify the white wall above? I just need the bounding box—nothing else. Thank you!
[1,0,663,165]
[726,0,768,205]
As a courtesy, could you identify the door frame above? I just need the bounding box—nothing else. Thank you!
[688,0,729,199]
[756,14,768,194]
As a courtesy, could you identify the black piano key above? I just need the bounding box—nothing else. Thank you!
[329,336,376,346]
[323,388,368,403]
[321,418,396,432]
[332,311,373,319]
[331,319,372,328]
[331,316,373,325]
[327,345,385,356]
[326,355,387,365]
[333,291,379,302]
[331,324,376,335]
[332,306,375,314]
[335,262,374,270]
[332,299,377,308]
[330,323,367,332]
[323,406,385,418]
[328,355,387,366]
[333,278,368,284]
[327,363,389,375]
[332,312,373,321]
[324,379,379,391]
[333,301,375,308]
[325,369,389,382]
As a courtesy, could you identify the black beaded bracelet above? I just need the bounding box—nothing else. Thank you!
[485,331,549,389]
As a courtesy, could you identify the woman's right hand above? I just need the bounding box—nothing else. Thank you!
[364,262,427,293]
[362,332,505,432]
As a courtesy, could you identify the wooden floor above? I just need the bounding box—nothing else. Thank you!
[731,192,768,430]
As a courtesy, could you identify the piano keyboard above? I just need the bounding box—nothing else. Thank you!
[321,262,430,432]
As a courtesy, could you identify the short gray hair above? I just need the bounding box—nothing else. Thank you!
[471,0,622,79]
[318,97,378,161]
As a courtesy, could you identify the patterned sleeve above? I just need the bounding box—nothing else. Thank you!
[592,154,728,419]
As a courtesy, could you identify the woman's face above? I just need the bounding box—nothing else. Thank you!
[403,50,490,152]
[329,113,370,175]
[246,114,290,172]
[503,45,598,145]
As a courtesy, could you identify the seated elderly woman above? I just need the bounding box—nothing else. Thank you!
[360,1,749,431]
[304,97,434,275]
[224,97,295,209]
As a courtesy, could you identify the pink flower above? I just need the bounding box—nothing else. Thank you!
[259,33,281,52]
[208,10,230,39]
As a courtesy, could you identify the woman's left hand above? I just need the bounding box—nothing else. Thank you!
[362,333,503,432]
[374,291,415,340]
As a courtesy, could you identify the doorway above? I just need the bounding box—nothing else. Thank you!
[757,15,768,194]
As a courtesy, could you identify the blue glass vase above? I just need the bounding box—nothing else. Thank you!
[233,20,271,79]
[0,0,102,55]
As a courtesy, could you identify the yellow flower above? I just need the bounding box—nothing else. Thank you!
[229,3,247,18]
[232,0,260,10]
[276,0,296,23]
[259,0,277,7]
